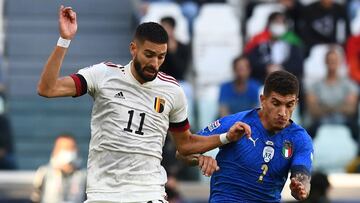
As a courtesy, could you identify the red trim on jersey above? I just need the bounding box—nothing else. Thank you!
[104,61,119,68]
[169,119,190,132]
[158,73,179,86]
[70,74,82,97]
[158,72,178,82]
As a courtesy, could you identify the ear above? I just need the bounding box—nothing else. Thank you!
[129,42,136,58]
[259,94,265,108]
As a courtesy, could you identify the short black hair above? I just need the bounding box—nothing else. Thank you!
[160,16,176,28]
[267,12,286,26]
[263,70,299,97]
[134,22,168,44]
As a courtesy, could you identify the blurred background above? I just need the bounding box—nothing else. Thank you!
[0,0,360,202]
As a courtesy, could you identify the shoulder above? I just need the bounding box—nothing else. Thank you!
[157,72,180,87]
[288,123,313,145]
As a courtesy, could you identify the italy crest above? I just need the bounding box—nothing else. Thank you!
[282,140,293,159]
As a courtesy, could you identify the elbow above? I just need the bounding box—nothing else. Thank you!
[37,85,51,98]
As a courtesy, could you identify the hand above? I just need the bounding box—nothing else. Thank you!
[290,177,309,200]
[226,122,251,142]
[198,155,219,177]
[58,5,77,40]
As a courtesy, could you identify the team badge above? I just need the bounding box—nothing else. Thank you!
[282,140,293,159]
[262,146,275,163]
[208,120,221,132]
[154,97,165,113]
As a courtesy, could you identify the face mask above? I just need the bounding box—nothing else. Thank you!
[269,23,287,37]
[51,150,78,167]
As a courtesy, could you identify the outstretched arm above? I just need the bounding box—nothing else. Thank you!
[170,121,251,156]
[37,5,78,98]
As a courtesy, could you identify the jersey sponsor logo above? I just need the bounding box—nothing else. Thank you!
[154,97,165,113]
[114,91,125,99]
[282,140,293,159]
[263,146,275,163]
[208,120,221,132]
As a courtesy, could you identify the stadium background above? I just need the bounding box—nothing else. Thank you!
[0,0,360,202]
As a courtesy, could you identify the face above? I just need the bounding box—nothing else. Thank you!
[260,92,297,132]
[326,52,340,74]
[130,40,167,82]
[234,59,250,81]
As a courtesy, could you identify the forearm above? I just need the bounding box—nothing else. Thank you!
[37,46,67,96]
[176,134,223,156]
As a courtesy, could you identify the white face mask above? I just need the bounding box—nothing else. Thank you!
[51,150,78,167]
[269,23,287,37]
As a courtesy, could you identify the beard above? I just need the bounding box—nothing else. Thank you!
[134,56,158,82]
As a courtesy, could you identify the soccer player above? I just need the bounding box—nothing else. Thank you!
[181,70,313,202]
[37,6,250,203]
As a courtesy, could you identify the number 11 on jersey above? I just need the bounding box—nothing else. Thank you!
[123,110,146,135]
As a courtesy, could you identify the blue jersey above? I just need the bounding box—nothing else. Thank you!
[198,109,313,203]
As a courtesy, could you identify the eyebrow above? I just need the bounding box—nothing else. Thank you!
[144,49,166,56]
[271,98,296,104]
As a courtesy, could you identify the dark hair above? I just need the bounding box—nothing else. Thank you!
[134,22,168,44]
[232,55,249,70]
[263,70,299,97]
[160,16,176,28]
[267,12,285,26]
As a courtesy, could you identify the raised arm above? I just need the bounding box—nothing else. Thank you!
[37,5,78,98]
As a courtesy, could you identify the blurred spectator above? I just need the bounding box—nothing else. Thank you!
[346,155,360,173]
[160,16,191,81]
[245,12,304,83]
[347,0,360,20]
[31,134,86,203]
[346,34,360,85]
[300,171,331,203]
[218,55,261,117]
[300,0,350,54]
[0,90,16,170]
[305,49,359,144]
[278,0,304,34]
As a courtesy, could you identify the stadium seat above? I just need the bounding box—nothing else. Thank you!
[141,2,190,44]
[245,3,284,40]
[303,44,347,89]
[193,3,241,86]
[196,85,220,131]
[313,124,357,173]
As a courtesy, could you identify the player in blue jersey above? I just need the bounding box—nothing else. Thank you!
[179,70,313,202]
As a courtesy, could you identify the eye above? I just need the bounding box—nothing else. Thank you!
[286,103,295,108]
[158,55,165,60]
[272,101,280,106]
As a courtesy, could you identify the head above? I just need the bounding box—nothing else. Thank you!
[160,16,176,39]
[325,49,341,76]
[278,0,295,9]
[260,70,299,132]
[267,12,287,38]
[51,134,79,171]
[130,22,168,83]
[309,171,331,198]
[232,55,251,82]
[320,0,334,8]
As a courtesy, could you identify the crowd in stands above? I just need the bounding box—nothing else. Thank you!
[1,0,360,202]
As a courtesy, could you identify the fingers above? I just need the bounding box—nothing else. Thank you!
[238,122,251,138]
[59,5,76,20]
[290,178,307,200]
[198,155,219,177]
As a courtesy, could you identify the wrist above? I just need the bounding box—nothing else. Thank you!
[57,36,71,48]
[219,133,230,145]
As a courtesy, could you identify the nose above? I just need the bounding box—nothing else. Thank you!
[278,106,286,117]
[149,57,159,68]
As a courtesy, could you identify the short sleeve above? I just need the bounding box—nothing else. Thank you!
[168,87,190,132]
[197,114,238,136]
[73,63,108,97]
[291,132,314,176]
